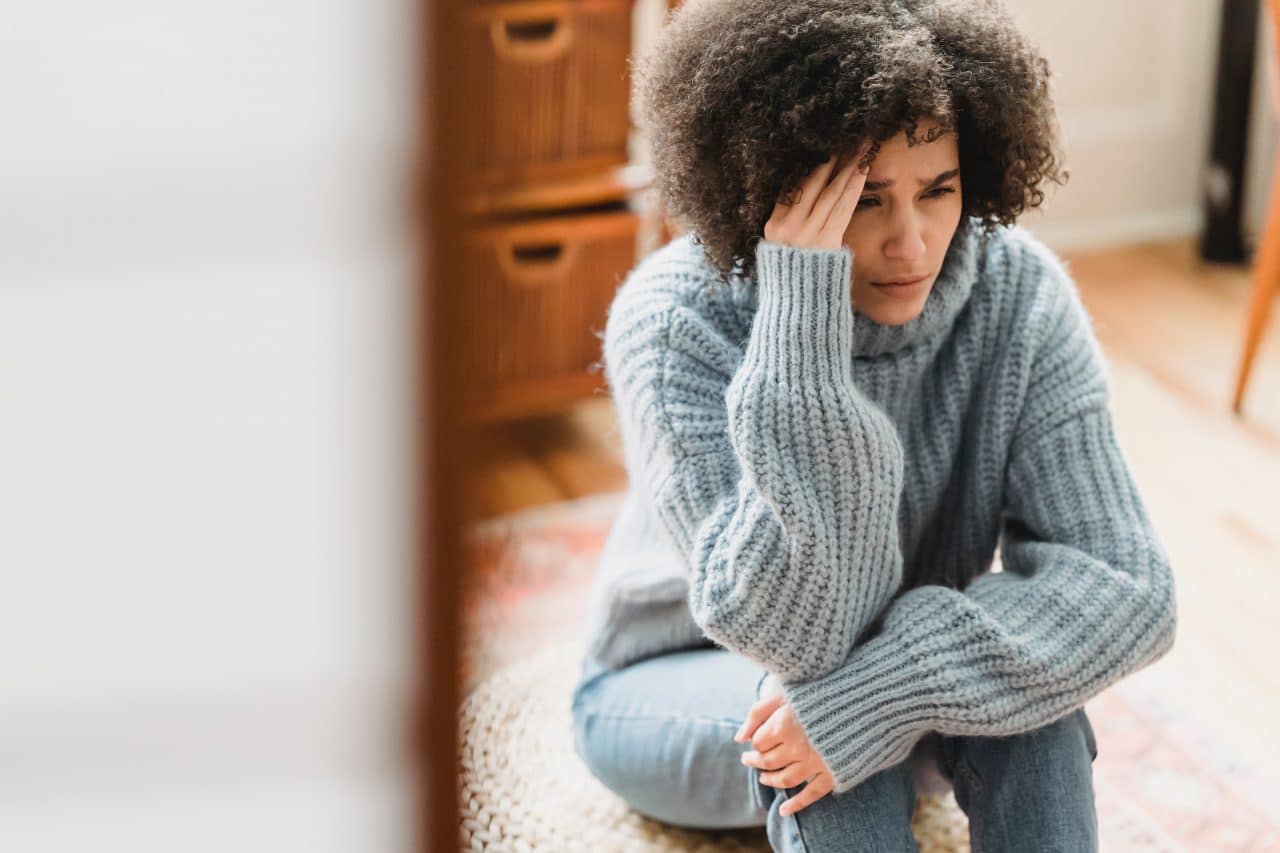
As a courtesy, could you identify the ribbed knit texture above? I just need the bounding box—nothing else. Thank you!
[590,215,1178,795]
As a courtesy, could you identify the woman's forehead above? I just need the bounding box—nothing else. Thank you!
[866,131,959,179]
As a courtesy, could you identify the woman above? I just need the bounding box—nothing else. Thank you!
[571,1,1178,850]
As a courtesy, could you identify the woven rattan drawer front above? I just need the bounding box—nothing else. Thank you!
[461,0,632,190]
[461,207,639,420]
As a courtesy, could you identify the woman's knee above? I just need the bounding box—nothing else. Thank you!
[569,653,768,829]
[943,710,1099,851]
[572,707,762,828]
[949,707,1097,784]
[1018,707,1097,764]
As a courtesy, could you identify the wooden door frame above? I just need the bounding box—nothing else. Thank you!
[418,0,472,847]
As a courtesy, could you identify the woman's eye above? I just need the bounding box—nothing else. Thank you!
[856,186,955,210]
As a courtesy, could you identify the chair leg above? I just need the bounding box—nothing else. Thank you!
[1232,150,1280,414]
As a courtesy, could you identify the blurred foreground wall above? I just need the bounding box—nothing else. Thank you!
[0,2,420,851]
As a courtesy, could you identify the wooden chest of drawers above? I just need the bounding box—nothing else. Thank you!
[460,208,640,421]
[458,0,654,423]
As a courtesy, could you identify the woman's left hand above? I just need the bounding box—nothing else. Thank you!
[734,674,837,817]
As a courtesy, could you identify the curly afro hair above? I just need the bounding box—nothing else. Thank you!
[634,0,1069,284]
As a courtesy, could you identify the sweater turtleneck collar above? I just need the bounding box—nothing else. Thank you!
[846,215,983,358]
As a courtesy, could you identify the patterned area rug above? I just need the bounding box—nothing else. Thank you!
[461,491,1280,852]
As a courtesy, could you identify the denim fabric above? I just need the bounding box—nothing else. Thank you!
[571,648,1099,852]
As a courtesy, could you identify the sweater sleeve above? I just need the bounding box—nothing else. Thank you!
[775,260,1179,794]
[602,238,906,682]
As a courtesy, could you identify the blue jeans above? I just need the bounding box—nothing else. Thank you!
[571,647,1099,852]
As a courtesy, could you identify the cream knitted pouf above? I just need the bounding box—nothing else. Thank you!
[458,637,971,852]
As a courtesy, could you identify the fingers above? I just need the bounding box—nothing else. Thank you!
[823,171,863,242]
[787,153,840,220]
[734,693,784,743]
[846,139,875,196]
[809,150,861,233]
[765,139,877,249]
[769,153,835,226]
[739,741,793,772]
[818,140,874,244]
[780,772,835,817]
[760,759,819,790]
[750,725,785,754]
[745,708,786,753]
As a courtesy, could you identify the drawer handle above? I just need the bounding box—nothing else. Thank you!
[490,14,573,63]
[498,238,579,288]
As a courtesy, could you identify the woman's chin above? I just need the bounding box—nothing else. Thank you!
[855,290,931,326]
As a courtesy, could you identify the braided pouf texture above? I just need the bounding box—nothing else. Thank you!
[458,637,971,851]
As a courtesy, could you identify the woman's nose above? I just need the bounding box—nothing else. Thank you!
[884,218,927,261]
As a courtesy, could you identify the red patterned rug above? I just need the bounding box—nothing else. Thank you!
[461,492,1280,852]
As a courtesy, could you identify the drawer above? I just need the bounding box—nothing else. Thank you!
[461,207,640,421]
[461,0,633,190]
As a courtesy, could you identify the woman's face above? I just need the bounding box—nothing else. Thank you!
[841,119,963,326]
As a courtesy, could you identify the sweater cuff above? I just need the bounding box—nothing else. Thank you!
[778,603,948,794]
[751,239,855,379]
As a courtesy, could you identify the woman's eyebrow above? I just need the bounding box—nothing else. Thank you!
[863,168,960,192]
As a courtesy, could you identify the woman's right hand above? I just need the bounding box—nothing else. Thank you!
[763,140,875,251]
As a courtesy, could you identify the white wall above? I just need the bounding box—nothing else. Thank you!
[0,2,420,851]
[1005,0,1239,252]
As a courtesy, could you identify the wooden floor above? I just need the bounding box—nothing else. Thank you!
[466,236,1280,794]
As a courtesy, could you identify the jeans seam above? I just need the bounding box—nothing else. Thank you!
[1079,708,1099,761]
[571,673,610,713]
[954,747,986,853]
[786,786,811,853]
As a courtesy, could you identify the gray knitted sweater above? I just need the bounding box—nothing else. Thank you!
[581,215,1178,794]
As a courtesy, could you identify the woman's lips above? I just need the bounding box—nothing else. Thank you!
[870,274,930,298]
